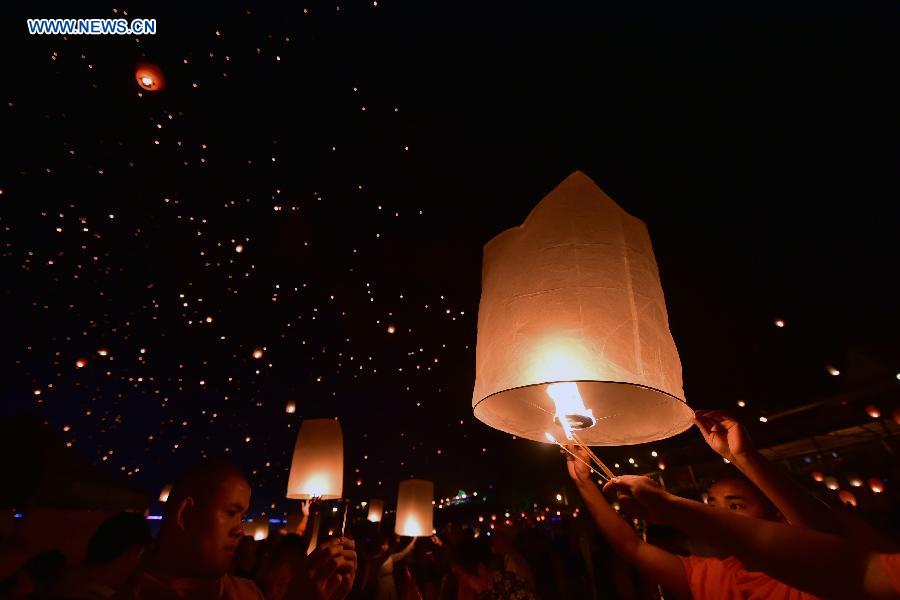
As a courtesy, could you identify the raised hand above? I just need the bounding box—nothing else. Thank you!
[693,410,754,463]
[288,537,357,600]
[602,476,671,523]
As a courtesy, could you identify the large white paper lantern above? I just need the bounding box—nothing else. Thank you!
[472,171,693,445]
[395,479,433,537]
[367,499,384,523]
[286,418,343,499]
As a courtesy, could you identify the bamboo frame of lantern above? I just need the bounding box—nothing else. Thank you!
[472,171,694,446]
[286,418,344,554]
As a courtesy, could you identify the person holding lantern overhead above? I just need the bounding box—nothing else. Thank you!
[598,474,900,599]
[114,459,357,600]
[565,444,821,600]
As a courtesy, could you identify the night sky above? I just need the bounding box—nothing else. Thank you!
[3,1,899,520]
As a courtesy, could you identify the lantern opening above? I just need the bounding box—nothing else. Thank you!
[141,76,154,86]
[547,382,596,439]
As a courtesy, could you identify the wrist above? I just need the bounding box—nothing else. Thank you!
[731,449,761,467]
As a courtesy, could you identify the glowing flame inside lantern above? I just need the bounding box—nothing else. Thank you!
[402,516,425,537]
[301,474,330,498]
[547,382,595,440]
[135,63,165,91]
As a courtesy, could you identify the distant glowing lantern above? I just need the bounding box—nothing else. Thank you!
[387,324,396,334]
[774,319,785,328]
[395,479,433,537]
[252,348,264,359]
[135,63,165,91]
[865,405,881,419]
[75,358,87,368]
[286,418,343,500]
[826,365,841,377]
[241,521,269,540]
[838,490,857,507]
[367,499,384,523]
[657,460,667,470]
[811,471,824,482]
[159,484,172,502]
[868,478,884,494]
[472,171,693,445]
[848,476,863,488]
[285,401,296,414]
[824,476,839,491]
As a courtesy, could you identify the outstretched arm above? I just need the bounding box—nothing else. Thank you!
[606,475,899,600]
[566,447,691,600]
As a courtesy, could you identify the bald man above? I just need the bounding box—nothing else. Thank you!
[117,460,356,600]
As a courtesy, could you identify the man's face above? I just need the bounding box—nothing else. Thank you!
[706,479,775,520]
[186,474,251,575]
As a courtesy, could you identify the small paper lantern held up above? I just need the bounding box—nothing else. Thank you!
[472,171,693,445]
[135,63,165,91]
[159,484,172,503]
[286,418,343,500]
[367,499,384,523]
[395,479,433,537]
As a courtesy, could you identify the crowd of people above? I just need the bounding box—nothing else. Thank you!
[0,411,897,599]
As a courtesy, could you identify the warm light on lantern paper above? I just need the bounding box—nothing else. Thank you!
[472,171,693,444]
[242,521,269,541]
[367,499,384,523]
[286,418,343,500]
[159,484,172,503]
[395,479,433,537]
[135,63,165,91]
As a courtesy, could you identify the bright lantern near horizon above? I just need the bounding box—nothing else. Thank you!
[286,418,343,500]
[395,479,433,537]
[472,171,692,445]
[367,499,384,523]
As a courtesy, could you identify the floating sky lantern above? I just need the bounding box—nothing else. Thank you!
[286,418,343,500]
[865,405,881,419]
[472,172,693,445]
[811,471,825,483]
[848,475,863,488]
[159,484,172,503]
[868,478,884,494]
[838,490,857,507]
[367,499,384,523]
[285,401,296,414]
[135,63,165,91]
[395,479,433,537]
[824,476,840,491]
